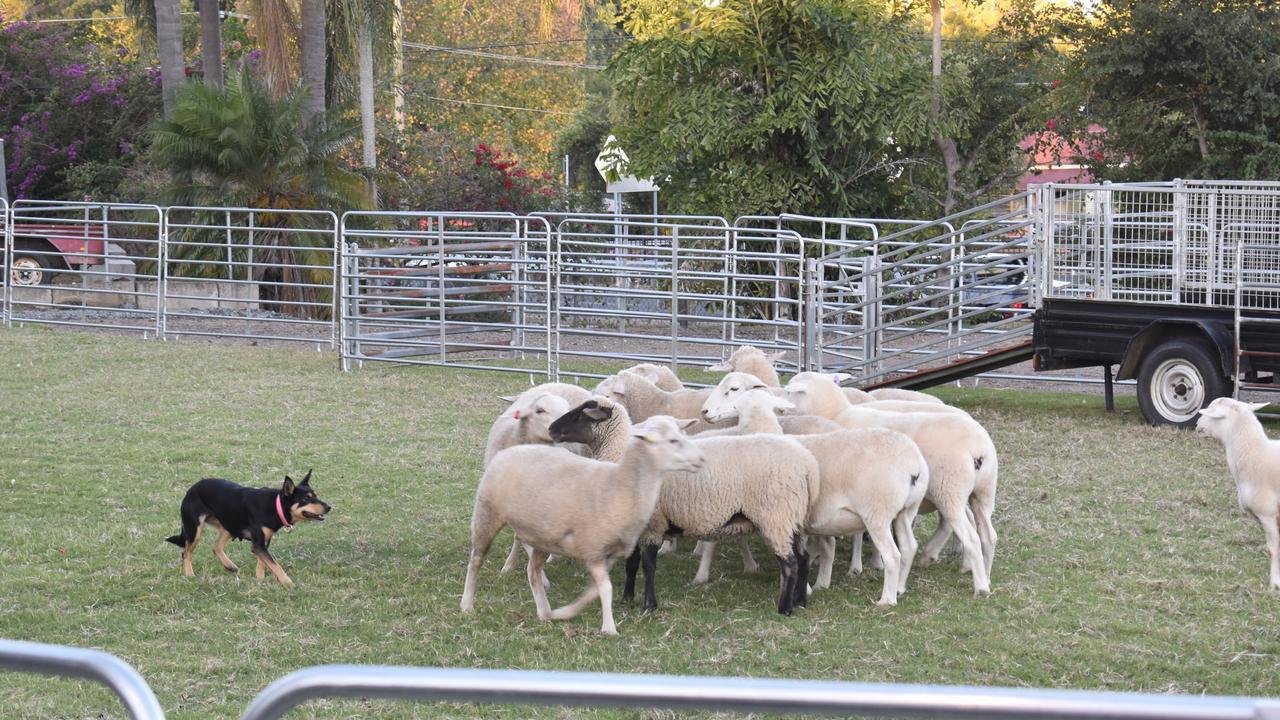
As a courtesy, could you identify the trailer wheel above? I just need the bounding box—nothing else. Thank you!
[1137,339,1228,428]
[10,253,54,286]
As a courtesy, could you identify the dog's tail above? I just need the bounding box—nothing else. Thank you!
[165,534,185,547]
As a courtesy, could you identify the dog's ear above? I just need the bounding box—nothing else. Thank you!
[301,469,312,485]
[283,475,296,495]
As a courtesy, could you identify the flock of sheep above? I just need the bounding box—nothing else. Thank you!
[460,346,1000,635]
[458,344,1280,636]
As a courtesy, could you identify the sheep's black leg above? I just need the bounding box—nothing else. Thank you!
[623,546,641,603]
[640,543,659,613]
[775,552,797,616]
[792,532,810,609]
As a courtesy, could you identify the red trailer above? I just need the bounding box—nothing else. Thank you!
[8,222,107,286]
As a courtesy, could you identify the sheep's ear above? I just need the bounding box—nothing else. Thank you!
[787,384,808,395]
[765,351,786,362]
[583,402,612,421]
[1247,401,1270,413]
[772,397,796,414]
[707,360,732,371]
[630,425,660,443]
[828,372,853,385]
[677,418,700,431]
[498,394,518,403]
[1198,404,1229,419]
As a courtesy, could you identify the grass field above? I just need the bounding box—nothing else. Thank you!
[3,325,1280,719]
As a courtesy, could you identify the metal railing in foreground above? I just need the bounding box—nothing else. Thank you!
[0,638,164,720]
[239,665,1280,720]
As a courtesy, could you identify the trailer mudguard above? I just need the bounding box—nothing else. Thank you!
[1115,320,1235,382]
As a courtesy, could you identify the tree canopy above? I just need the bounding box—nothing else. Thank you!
[608,0,933,218]
[1067,0,1280,181]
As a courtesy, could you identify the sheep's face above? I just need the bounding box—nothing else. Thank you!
[711,388,794,424]
[509,393,571,443]
[1196,397,1268,440]
[701,372,769,421]
[549,398,615,445]
[632,416,705,473]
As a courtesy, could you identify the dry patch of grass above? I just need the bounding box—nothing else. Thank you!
[2,326,1280,718]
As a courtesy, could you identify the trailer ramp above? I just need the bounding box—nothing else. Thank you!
[809,193,1037,387]
[863,338,1034,390]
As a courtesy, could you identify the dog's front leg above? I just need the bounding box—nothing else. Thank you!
[251,529,293,586]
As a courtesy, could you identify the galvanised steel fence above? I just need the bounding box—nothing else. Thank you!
[4,200,164,335]
[339,211,554,375]
[238,665,1280,720]
[0,638,165,720]
[16,184,1280,388]
[7,638,1280,720]
[163,207,340,347]
[552,216,808,381]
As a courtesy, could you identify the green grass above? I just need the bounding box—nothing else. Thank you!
[3,325,1280,718]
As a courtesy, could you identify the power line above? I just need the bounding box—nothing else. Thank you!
[21,11,206,24]
[409,36,630,52]
[416,94,577,116]
[404,41,604,70]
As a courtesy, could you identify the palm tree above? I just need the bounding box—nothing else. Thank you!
[198,0,223,88]
[300,0,327,121]
[240,0,299,97]
[154,0,186,116]
[328,0,399,192]
[152,69,372,314]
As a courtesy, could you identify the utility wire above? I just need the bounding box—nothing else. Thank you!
[416,94,577,116]
[404,41,604,70]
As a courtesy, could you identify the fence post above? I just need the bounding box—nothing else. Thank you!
[669,225,679,370]
[863,252,881,381]
[1,197,9,327]
[803,257,817,371]
[157,206,167,340]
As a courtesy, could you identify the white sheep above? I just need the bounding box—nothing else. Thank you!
[867,387,945,404]
[1197,398,1280,591]
[550,400,819,616]
[703,389,930,605]
[624,363,685,391]
[701,372,957,423]
[689,378,840,579]
[704,347,942,406]
[786,372,998,596]
[461,415,706,636]
[707,346,787,386]
[595,370,738,436]
[483,392,572,467]
[499,381,593,409]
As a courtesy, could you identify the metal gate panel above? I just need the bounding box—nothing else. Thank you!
[552,216,805,381]
[5,200,162,335]
[162,207,339,347]
[340,212,553,377]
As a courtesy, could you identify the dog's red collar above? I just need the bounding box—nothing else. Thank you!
[275,494,292,529]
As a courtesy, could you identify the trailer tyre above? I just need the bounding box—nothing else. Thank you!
[1137,339,1228,428]
[10,253,54,287]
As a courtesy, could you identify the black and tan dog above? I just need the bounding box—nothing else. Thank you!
[165,471,331,586]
